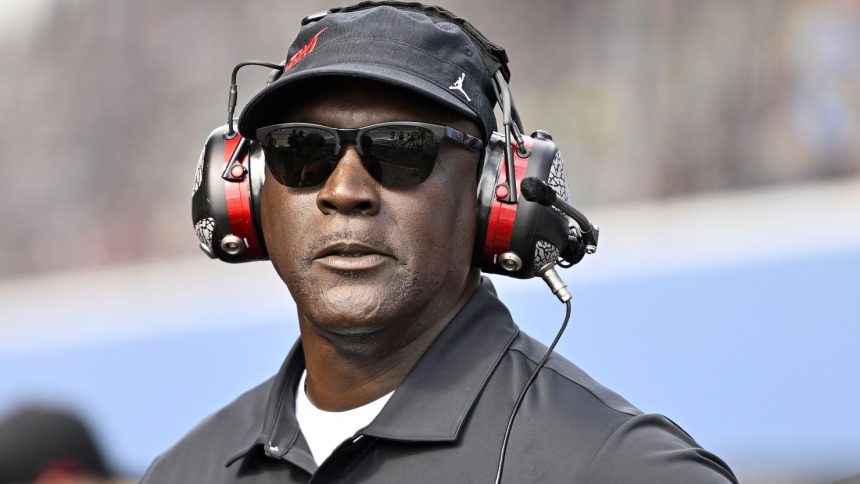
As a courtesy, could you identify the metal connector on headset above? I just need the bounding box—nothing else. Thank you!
[511,123,529,158]
[537,262,572,303]
[584,225,599,254]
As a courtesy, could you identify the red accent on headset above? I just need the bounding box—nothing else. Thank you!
[483,141,532,269]
[285,28,328,71]
[224,136,263,258]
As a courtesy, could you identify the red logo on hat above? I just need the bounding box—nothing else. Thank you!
[285,28,328,71]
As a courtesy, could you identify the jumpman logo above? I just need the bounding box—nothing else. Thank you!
[448,72,471,102]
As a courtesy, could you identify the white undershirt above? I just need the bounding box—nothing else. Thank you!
[295,370,394,465]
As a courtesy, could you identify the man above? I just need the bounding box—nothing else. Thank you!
[143,4,737,483]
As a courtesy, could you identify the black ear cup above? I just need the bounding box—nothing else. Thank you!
[192,125,268,262]
[474,132,574,278]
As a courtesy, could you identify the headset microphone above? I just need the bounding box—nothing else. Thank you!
[519,176,555,205]
[521,176,599,256]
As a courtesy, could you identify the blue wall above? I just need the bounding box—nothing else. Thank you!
[1,248,858,480]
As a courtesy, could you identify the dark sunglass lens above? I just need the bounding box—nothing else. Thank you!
[262,127,338,187]
[361,126,438,187]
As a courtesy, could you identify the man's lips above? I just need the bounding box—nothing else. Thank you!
[313,241,393,271]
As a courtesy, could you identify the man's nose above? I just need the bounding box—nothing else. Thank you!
[316,145,381,216]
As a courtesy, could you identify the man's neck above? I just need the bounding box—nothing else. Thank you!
[298,271,480,412]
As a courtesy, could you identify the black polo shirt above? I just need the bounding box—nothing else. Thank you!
[141,279,737,483]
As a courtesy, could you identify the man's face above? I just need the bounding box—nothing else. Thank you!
[261,78,481,343]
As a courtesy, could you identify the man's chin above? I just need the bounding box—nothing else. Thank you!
[291,270,430,350]
[319,324,382,337]
[303,309,392,355]
[301,285,403,333]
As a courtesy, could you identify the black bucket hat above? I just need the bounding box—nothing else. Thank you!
[237,3,502,141]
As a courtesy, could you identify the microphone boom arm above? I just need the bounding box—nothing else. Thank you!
[521,177,599,254]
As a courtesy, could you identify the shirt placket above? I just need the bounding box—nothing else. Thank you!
[308,434,376,483]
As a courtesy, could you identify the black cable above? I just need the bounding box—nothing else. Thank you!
[494,300,573,484]
[226,61,285,137]
[493,70,518,203]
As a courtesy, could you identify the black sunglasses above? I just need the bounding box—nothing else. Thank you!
[256,121,484,188]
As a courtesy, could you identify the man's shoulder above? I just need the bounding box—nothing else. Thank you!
[509,330,642,418]
[505,329,642,429]
[495,330,737,483]
[141,376,276,483]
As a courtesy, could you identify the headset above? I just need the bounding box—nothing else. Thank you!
[192,2,598,298]
[191,2,599,481]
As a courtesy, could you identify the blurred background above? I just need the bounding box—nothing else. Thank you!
[1,0,858,482]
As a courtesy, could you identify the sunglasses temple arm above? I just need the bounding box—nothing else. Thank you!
[445,127,485,152]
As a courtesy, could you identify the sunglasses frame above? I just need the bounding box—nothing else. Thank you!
[255,121,485,187]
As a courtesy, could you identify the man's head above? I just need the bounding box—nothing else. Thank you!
[259,76,482,346]
[236,4,501,352]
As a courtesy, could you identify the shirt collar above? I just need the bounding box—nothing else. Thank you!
[224,339,314,471]
[361,278,518,441]
[225,277,518,467]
